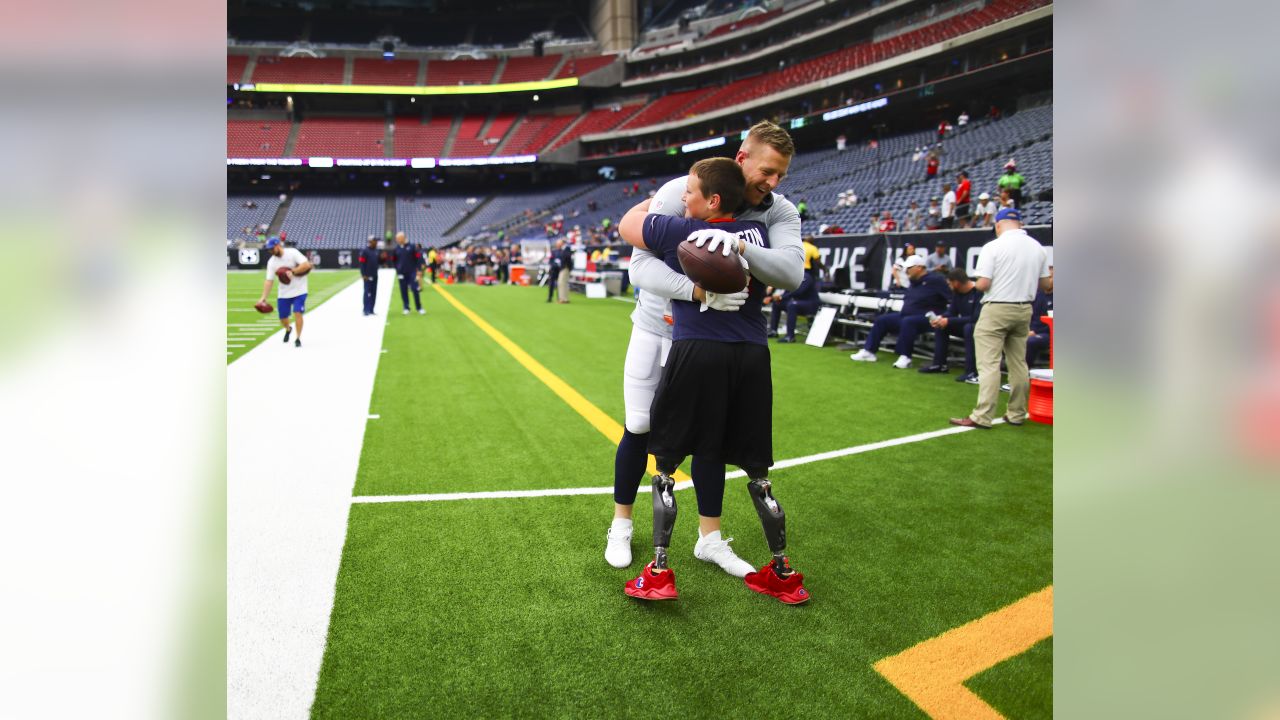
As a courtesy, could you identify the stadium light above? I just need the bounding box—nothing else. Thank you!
[307,157,335,168]
[821,97,889,122]
[410,157,437,168]
[247,78,578,96]
[681,136,726,153]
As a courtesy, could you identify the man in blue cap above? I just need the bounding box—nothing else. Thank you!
[258,236,312,348]
[950,208,1052,428]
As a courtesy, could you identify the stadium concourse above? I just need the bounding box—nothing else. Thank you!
[227,0,1053,716]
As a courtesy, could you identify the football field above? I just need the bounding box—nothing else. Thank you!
[230,277,1052,719]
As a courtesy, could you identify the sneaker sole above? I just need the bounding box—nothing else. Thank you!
[623,587,678,601]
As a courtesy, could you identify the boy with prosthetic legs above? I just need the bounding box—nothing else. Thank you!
[618,157,809,604]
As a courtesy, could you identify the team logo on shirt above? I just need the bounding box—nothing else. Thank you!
[338,251,352,268]
[238,248,260,265]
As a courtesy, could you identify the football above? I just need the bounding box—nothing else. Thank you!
[276,267,292,285]
[254,300,274,314]
[677,239,747,294]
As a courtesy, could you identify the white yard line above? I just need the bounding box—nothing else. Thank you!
[227,269,390,720]
[351,421,1002,505]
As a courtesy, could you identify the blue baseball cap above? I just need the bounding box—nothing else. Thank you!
[265,236,281,249]
[994,208,1021,223]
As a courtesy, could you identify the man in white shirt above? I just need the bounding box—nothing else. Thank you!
[940,183,956,229]
[257,237,313,348]
[950,209,1052,428]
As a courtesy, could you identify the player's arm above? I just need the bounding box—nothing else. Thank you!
[629,245,698,302]
[292,260,312,277]
[741,201,804,290]
[259,278,273,303]
[618,198,652,249]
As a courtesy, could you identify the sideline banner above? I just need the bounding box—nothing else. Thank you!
[810,226,1053,291]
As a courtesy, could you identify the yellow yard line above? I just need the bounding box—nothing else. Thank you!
[874,585,1053,720]
[432,284,687,481]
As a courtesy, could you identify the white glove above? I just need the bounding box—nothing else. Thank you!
[699,288,749,313]
[686,228,740,257]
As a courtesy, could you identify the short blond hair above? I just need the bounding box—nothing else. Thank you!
[744,121,795,158]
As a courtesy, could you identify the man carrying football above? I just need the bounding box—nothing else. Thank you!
[258,236,313,348]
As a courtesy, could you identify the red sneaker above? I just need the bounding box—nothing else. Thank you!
[624,562,679,601]
[744,559,810,604]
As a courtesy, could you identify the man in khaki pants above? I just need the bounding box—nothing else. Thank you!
[950,208,1052,428]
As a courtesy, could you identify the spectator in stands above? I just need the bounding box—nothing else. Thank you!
[954,171,972,228]
[903,201,922,231]
[925,198,942,231]
[392,232,425,315]
[836,134,847,152]
[919,267,982,376]
[998,160,1027,208]
[925,151,940,179]
[950,208,1052,428]
[878,211,897,233]
[797,199,809,219]
[937,120,949,140]
[868,212,881,235]
[912,146,924,163]
[1025,266,1054,366]
[926,241,951,273]
[940,183,956,229]
[850,255,952,369]
[359,236,380,316]
[974,192,996,227]
[957,110,970,127]
[999,187,1015,208]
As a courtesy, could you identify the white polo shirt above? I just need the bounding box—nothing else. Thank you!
[266,247,310,299]
[974,228,1050,303]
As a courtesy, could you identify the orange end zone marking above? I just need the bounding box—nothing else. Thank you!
[431,284,688,481]
[874,585,1053,720]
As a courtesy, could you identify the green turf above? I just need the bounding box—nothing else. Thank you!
[226,270,359,363]
[966,637,1053,719]
[314,283,1053,718]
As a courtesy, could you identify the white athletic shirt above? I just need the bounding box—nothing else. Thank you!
[974,228,1050,303]
[266,247,310,299]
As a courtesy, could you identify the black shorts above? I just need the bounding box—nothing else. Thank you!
[648,339,773,470]
[955,203,971,219]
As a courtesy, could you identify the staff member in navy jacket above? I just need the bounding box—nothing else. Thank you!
[1025,267,1054,366]
[919,267,982,376]
[849,255,952,369]
[767,268,820,343]
[392,231,425,315]
[358,235,380,316]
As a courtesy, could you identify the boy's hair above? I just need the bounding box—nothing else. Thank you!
[744,121,796,158]
[691,157,747,216]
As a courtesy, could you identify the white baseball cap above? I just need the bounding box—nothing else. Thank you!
[902,255,926,269]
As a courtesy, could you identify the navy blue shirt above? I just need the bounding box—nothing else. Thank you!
[782,268,819,304]
[358,247,380,274]
[1030,289,1053,334]
[641,215,770,345]
[900,271,952,317]
[945,285,982,326]
[392,244,423,275]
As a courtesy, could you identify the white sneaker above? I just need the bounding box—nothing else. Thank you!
[418,308,426,315]
[892,355,912,369]
[1001,383,1011,392]
[402,309,410,315]
[605,522,633,568]
[850,349,877,362]
[693,530,754,578]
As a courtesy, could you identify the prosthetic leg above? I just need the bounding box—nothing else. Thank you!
[623,458,683,600]
[650,459,681,569]
[745,469,789,576]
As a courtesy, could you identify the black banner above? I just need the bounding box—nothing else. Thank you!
[228,248,360,270]
[811,226,1053,291]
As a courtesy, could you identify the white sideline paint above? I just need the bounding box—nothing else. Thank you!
[351,421,1001,505]
[228,268,391,720]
